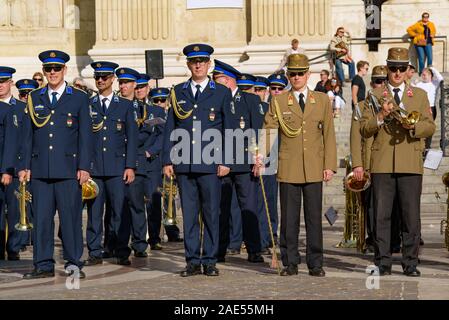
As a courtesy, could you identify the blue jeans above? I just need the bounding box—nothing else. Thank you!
[335,59,355,83]
[415,44,433,74]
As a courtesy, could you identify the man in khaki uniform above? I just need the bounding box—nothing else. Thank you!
[360,47,435,277]
[350,65,388,251]
[256,54,337,276]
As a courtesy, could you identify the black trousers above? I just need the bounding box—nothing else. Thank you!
[279,182,323,269]
[372,173,422,269]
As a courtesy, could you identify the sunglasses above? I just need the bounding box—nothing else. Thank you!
[254,87,266,92]
[43,66,63,73]
[270,86,284,92]
[188,57,210,64]
[33,78,43,81]
[288,71,306,77]
[94,74,112,81]
[388,66,407,73]
[153,98,167,104]
[373,78,386,84]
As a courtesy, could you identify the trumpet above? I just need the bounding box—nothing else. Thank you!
[14,181,33,232]
[381,98,421,126]
[82,178,99,201]
[160,175,177,226]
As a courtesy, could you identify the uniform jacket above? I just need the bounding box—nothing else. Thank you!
[360,85,435,174]
[262,89,337,183]
[89,94,138,177]
[21,85,93,179]
[162,78,232,174]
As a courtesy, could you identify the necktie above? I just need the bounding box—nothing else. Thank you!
[51,92,58,106]
[299,93,305,112]
[194,84,202,101]
[393,88,401,106]
[102,97,108,114]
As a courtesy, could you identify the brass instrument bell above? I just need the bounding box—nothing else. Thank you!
[82,178,99,201]
[345,171,371,193]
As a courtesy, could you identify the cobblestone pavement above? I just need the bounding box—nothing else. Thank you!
[1,210,449,300]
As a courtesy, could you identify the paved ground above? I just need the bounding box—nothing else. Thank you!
[1,207,449,300]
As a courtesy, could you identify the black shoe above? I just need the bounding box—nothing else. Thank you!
[226,248,240,255]
[203,264,219,276]
[375,265,392,276]
[7,252,20,261]
[420,238,425,246]
[280,264,298,276]
[102,251,113,259]
[309,267,326,277]
[65,269,86,279]
[217,256,225,263]
[117,257,131,265]
[150,243,163,250]
[23,269,55,279]
[259,247,271,255]
[168,237,184,242]
[403,266,421,277]
[248,253,264,263]
[84,256,103,266]
[20,246,27,252]
[180,264,202,277]
[134,251,148,258]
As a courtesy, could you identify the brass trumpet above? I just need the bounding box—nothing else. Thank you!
[14,181,33,232]
[160,175,177,226]
[82,178,99,201]
[382,98,421,126]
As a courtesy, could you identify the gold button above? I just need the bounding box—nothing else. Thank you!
[49,146,53,150]
[103,137,107,141]
[103,147,107,152]
[396,130,400,134]
[49,133,53,138]
[303,121,306,125]
[50,122,54,126]
[51,110,55,114]
[303,130,306,134]
[304,147,307,151]
[396,139,400,143]
[304,139,307,142]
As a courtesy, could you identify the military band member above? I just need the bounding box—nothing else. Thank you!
[212,60,264,264]
[19,50,92,279]
[237,73,257,94]
[162,44,232,277]
[16,79,39,103]
[268,73,288,98]
[350,65,388,252]
[148,88,183,245]
[360,47,435,277]
[0,67,29,260]
[84,63,137,266]
[256,54,337,276]
[253,76,270,103]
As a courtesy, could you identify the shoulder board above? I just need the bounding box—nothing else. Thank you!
[92,95,98,103]
[133,100,139,108]
[40,87,48,95]
[182,80,191,90]
[209,80,216,89]
[66,86,74,95]
[10,97,16,105]
[113,95,120,103]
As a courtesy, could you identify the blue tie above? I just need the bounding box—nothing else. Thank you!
[51,92,58,106]
[194,84,201,101]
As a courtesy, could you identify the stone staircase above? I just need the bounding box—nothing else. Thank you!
[322,75,449,215]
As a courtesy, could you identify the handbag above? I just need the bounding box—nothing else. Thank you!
[417,38,427,46]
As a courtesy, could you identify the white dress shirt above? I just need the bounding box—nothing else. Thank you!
[191,78,209,97]
[99,92,114,110]
[293,87,308,105]
[48,82,67,103]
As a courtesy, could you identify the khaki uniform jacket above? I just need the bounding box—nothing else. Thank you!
[350,96,374,170]
[262,89,337,183]
[360,85,435,174]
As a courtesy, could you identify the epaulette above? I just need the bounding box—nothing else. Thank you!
[66,86,73,95]
[39,87,48,95]
[182,80,190,90]
[209,80,216,89]
[113,95,119,103]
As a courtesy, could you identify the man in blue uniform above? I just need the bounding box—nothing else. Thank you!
[16,79,39,102]
[237,73,257,94]
[163,44,232,277]
[268,73,288,98]
[19,50,93,279]
[212,60,264,264]
[84,62,137,266]
[0,67,29,261]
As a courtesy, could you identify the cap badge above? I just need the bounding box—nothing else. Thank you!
[50,52,56,58]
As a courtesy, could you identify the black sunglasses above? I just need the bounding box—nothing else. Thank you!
[94,74,112,81]
[153,98,167,103]
[43,66,63,73]
[288,71,306,77]
[373,78,386,84]
[188,57,210,64]
[270,86,284,91]
[254,87,266,92]
[388,66,407,73]
[33,78,43,81]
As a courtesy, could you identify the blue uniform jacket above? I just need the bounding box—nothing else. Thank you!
[0,101,15,174]
[162,79,232,174]
[21,85,93,179]
[89,94,138,177]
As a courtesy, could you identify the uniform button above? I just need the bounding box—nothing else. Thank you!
[103,126,107,130]
[73,154,76,157]
[50,122,54,126]
[194,104,198,109]
[304,147,307,151]
[68,113,72,117]
[193,116,197,120]
[123,154,125,157]
[51,110,55,114]
[396,139,400,143]
[103,148,107,152]
[396,130,400,134]
[49,146,53,150]
[303,130,306,134]
[192,128,196,132]
[103,137,107,141]
[104,116,107,120]
[303,121,306,125]
[304,139,307,142]
[49,133,53,138]
[245,148,248,152]
[192,140,196,144]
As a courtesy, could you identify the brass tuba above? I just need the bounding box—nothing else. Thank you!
[440,172,449,250]
[160,175,177,226]
[336,155,369,252]
[82,178,99,201]
[14,181,33,231]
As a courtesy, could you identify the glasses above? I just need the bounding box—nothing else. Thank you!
[43,66,63,73]
[373,78,386,84]
[254,88,266,92]
[33,78,43,82]
[94,74,112,81]
[188,57,210,64]
[270,86,284,92]
[388,66,408,73]
[288,71,306,77]
[153,98,167,104]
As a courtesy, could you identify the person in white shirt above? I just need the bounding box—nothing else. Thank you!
[414,66,443,149]
[275,39,306,73]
